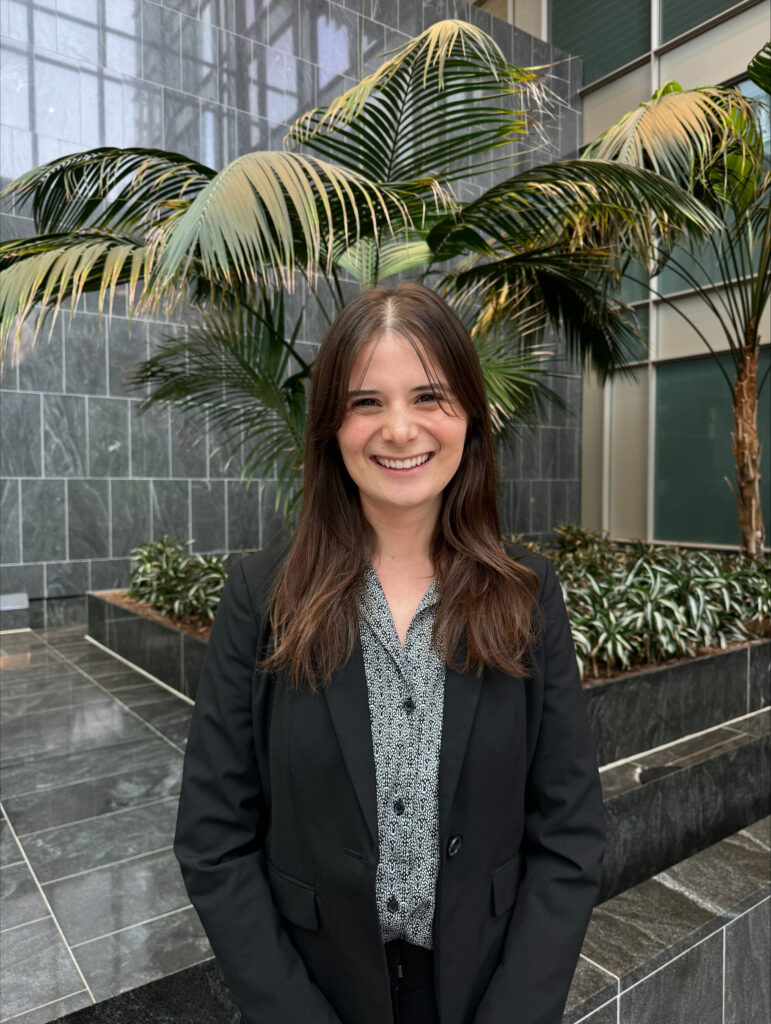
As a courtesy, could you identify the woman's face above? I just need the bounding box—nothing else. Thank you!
[336,331,468,523]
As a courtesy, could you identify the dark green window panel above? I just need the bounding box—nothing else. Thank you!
[550,0,650,85]
[654,349,771,545]
[660,0,742,43]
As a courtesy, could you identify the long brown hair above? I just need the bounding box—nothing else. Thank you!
[262,282,541,690]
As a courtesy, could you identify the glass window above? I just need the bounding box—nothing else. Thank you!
[654,349,771,545]
[550,0,650,85]
[660,0,743,44]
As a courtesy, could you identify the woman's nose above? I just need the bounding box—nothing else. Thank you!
[381,405,418,444]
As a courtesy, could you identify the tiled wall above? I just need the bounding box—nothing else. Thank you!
[0,0,582,624]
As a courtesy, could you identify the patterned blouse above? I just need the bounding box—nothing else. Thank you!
[358,565,446,950]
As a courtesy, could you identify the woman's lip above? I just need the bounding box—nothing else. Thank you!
[369,452,435,473]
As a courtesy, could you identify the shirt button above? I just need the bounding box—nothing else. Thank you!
[402,697,416,711]
[387,895,399,912]
[393,798,405,815]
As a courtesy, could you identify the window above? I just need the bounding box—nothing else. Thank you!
[660,0,742,44]
[550,0,650,85]
[654,350,771,545]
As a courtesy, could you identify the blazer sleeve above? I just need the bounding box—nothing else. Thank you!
[473,557,606,1024]
[173,558,342,1024]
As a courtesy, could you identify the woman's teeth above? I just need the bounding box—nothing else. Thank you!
[374,453,432,470]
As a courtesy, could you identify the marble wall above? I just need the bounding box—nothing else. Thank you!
[0,0,582,622]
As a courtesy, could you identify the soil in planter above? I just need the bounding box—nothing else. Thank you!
[100,591,212,641]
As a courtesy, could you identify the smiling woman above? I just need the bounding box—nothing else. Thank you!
[174,282,606,1024]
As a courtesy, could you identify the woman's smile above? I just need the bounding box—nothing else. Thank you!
[370,451,436,472]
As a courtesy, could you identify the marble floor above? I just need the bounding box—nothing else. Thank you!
[0,627,212,1024]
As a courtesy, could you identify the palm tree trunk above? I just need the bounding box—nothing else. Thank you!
[731,338,765,555]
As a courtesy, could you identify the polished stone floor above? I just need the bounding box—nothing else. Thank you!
[0,627,211,1023]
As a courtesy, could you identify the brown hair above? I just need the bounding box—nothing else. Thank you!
[262,282,541,690]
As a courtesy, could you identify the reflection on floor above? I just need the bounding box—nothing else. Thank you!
[0,627,211,1023]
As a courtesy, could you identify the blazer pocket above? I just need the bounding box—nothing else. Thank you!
[266,859,319,931]
[491,851,524,917]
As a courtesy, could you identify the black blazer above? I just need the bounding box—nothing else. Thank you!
[174,543,606,1024]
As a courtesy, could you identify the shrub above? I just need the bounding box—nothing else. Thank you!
[534,525,770,679]
[127,536,228,622]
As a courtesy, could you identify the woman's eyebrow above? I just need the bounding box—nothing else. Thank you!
[347,384,453,397]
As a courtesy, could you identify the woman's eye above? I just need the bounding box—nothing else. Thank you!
[417,392,441,404]
[351,397,378,408]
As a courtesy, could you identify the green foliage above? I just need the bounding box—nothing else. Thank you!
[533,526,771,679]
[127,536,228,622]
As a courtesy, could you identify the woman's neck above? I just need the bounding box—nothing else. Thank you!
[361,496,439,575]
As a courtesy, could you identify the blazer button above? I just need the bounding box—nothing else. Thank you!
[447,834,463,858]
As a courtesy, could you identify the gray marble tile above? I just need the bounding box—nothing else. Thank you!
[1,478,21,562]
[110,479,151,557]
[226,478,261,550]
[181,14,219,100]
[45,560,90,599]
[1,818,23,866]
[43,393,87,477]
[0,735,178,799]
[104,1,143,77]
[7,990,92,1023]
[134,695,193,747]
[73,906,211,1002]
[0,702,151,769]
[64,314,108,395]
[107,317,149,399]
[88,396,130,477]
[18,319,64,392]
[635,725,747,768]
[201,97,238,167]
[170,414,207,477]
[1,390,41,476]
[45,848,190,945]
[736,708,771,738]
[21,796,180,883]
[123,76,164,149]
[142,0,182,89]
[190,480,225,551]
[0,860,48,930]
[90,558,131,590]
[112,680,182,706]
[572,1001,617,1024]
[582,876,714,988]
[619,931,723,1024]
[132,404,171,477]
[0,682,113,723]
[0,917,85,1019]
[725,898,770,1024]
[67,479,110,560]
[163,88,202,162]
[749,642,770,711]
[599,762,640,801]
[21,479,66,563]
[563,956,617,1023]
[8,758,180,838]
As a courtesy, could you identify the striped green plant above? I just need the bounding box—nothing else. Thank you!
[127,536,228,623]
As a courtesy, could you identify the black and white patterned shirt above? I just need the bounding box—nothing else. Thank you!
[358,565,446,949]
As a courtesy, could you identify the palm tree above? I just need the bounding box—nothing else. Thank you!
[583,43,770,555]
[0,20,724,517]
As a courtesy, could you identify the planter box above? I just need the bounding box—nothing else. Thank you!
[87,592,208,700]
[585,640,770,765]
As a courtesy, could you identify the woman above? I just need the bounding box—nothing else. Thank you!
[174,282,605,1024]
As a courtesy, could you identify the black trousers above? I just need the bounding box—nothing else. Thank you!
[384,939,440,1024]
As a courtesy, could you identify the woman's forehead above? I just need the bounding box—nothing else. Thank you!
[349,330,447,384]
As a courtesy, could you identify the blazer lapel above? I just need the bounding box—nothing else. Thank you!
[324,637,379,851]
[438,664,484,844]
[324,642,485,855]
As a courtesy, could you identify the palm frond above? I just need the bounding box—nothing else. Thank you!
[335,234,434,286]
[148,150,417,299]
[0,147,213,235]
[474,333,567,434]
[428,159,721,265]
[582,84,762,192]
[130,292,307,518]
[748,42,771,95]
[286,19,550,185]
[444,247,645,380]
[0,231,151,354]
